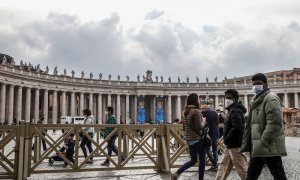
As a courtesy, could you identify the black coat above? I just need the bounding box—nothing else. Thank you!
[202,109,219,140]
[223,102,246,149]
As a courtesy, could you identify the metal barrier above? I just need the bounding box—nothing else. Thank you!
[0,122,225,179]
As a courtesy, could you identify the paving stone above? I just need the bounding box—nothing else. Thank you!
[27,137,300,180]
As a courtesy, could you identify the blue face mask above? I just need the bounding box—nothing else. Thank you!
[252,85,264,95]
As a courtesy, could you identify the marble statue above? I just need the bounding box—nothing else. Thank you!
[137,74,140,82]
[81,71,84,79]
[53,67,58,75]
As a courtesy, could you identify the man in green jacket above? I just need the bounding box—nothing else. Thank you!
[241,73,287,180]
[101,106,124,166]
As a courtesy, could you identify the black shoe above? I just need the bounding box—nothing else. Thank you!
[49,158,54,165]
[101,160,110,166]
[207,165,218,171]
[86,159,93,164]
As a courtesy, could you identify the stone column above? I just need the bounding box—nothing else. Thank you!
[43,89,48,123]
[25,87,31,122]
[16,86,22,122]
[133,95,137,123]
[295,92,299,109]
[152,96,156,123]
[107,94,112,106]
[244,94,249,114]
[70,92,75,116]
[89,93,93,113]
[61,91,66,116]
[284,93,288,107]
[52,90,58,124]
[116,94,121,124]
[176,95,181,119]
[79,92,84,116]
[34,88,40,122]
[97,94,102,124]
[167,95,172,123]
[214,95,219,110]
[126,95,130,124]
[7,85,14,124]
[0,83,6,123]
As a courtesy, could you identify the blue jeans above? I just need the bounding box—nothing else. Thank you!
[205,138,218,166]
[176,140,206,180]
[107,135,118,156]
[80,133,93,159]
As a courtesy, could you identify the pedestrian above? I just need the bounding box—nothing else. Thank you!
[241,73,287,180]
[80,109,95,164]
[171,93,206,180]
[216,109,224,138]
[101,106,125,166]
[201,105,219,170]
[215,89,248,180]
[32,114,47,151]
[49,133,75,167]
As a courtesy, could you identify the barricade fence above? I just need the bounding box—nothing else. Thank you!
[0,121,225,180]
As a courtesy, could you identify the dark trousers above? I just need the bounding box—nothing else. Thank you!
[205,138,218,166]
[107,135,118,157]
[80,133,93,159]
[176,140,206,180]
[32,133,47,151]
[247,156,287,180]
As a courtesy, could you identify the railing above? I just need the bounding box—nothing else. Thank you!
[0,122,225,180]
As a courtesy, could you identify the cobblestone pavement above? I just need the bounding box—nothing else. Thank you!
[26,137,300,180]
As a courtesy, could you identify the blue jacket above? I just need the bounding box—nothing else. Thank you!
[202,109,219,140]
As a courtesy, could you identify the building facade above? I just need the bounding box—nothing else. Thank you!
[0,56,300,125]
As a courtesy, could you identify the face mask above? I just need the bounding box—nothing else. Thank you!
[105,111,108,115]
[252,85,264,95]
[225,99,234,108]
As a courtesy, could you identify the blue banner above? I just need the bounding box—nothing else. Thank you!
[155,96,164,123]
[137,96,145,123]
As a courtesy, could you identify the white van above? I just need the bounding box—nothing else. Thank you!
[60,116,85,124]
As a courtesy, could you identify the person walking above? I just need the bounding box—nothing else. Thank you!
[80,109,95,164]
[202,105,219,170]
[241,73,287,180]
[215,89,248,180]
[101,106,124,166]
[32,114,47,151]
[171,93,206,180]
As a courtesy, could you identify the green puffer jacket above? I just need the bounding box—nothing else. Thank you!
[242,89,287,157]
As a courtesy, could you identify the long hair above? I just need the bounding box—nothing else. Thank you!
[184,93,199,117]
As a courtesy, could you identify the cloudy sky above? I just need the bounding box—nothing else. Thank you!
[1,0,300,82]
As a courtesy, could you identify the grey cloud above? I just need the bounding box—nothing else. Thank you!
[1,9,300,82]
[144,9,164,20]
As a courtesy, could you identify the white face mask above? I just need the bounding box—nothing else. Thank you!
[105,111,108,116]
[252,85,264,95]
[225,99,234,108]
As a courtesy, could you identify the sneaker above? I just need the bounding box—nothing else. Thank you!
[121,156,126,162]
[86,160,93,164]
[101,161,110,167]
[207,165,218,171]
[171,172,179,180]
[49,158,54,165]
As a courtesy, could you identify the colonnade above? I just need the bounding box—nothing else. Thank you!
[2,81,298,125]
